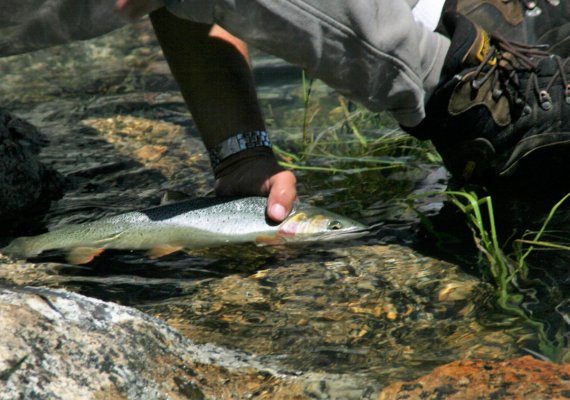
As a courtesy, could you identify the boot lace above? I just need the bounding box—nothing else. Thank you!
[470,35,570,112]
[516,0,561,13]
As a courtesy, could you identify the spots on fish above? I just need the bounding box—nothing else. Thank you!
[141,197,267,222]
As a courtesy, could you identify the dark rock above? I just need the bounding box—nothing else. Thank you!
[0,109,65,233]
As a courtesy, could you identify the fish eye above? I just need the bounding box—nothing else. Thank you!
[327,220,343,230]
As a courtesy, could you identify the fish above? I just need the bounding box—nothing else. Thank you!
[1,196,368,264]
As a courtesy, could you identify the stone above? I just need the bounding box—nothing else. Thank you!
[0,285,313,400]
[377,356,570,399]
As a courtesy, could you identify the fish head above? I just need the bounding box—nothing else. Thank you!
[275,206,368,242]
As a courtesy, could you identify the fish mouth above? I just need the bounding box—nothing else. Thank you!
[307,225,371,241]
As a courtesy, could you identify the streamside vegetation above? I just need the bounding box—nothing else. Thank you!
[282,74,570,362]
[448,191,570,361]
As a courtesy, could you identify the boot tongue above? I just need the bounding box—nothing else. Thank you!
[464,28,494,65]
[441,12,495,76]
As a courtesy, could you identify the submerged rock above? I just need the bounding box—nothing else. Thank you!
[0,109,65,233]
[378,356,570,399]
[144,244,519,387]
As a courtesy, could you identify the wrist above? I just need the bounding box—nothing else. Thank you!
[214,147,279,180]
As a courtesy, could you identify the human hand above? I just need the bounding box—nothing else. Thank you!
[214,148,297,222]
[116,0,163,19]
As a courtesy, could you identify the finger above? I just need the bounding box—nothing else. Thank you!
[116,0,140,19]
[116,0,128,11]
[266,170,297,222]
[117,0,157,19]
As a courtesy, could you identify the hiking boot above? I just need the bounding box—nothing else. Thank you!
[442,0,570,56]
[403,12,570,184]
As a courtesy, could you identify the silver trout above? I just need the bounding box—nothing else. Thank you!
[2,196,367,264]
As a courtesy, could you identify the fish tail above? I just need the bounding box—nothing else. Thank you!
[2,237,41,260]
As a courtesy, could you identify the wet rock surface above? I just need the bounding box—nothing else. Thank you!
[378,356,570,399]
[0,285,311,400]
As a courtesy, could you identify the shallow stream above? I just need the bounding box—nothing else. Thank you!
[1,18,570,394]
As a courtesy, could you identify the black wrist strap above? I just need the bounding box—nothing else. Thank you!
[208,130,272,170]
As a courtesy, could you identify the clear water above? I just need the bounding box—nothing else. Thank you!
[1,18,569,391]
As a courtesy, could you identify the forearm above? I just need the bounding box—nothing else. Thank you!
[164,0,451,127]
[147,6,296,222]
[149,7,266,151]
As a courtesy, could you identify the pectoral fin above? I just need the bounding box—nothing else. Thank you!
[148,245,183,259]
[67,247,105,265]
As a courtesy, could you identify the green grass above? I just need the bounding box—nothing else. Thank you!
[286,73,570,362]
[274,80,437,173]
[446,191,568,361]
[514,192,570,267]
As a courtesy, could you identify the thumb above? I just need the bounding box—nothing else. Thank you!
[116,0,128,11]
[266,170,297,222]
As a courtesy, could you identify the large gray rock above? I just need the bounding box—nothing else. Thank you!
[0,285,290,399]
[0,285,379,399]
[0,109,65,232]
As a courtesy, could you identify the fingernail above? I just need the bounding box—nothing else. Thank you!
[270,204,287,221]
